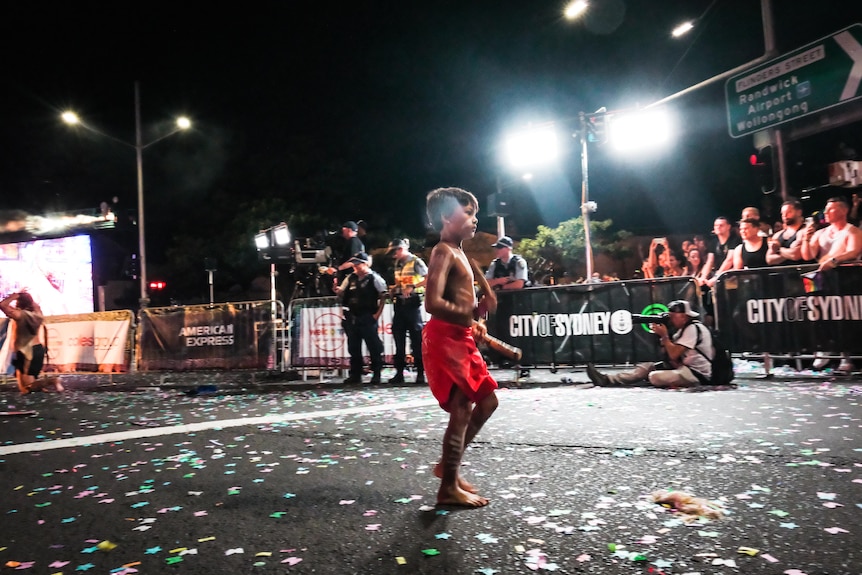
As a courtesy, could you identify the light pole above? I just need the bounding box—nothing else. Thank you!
[578,112,596,280]
[503,109,672,280]
[62,81,191,308]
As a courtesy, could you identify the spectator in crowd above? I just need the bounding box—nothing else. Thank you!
[800,197,862,271]
[664,249,687,277]
[849,193,861,226]
[800,197,862,372]
[335,252,387,384]
[741,206,773,235]
[686,246,715,325]
[0,292,63,394]
[645,238,688,278]
[686,247,711,286]
[705,217,741,287]
[387,238,427,385]
[586,300,715,389]
[485,236,530,290]
[766,199,806,265]
[730,218,769,270]
[680,238,694,257]
[693,234,709,260]
[644,237,670,278]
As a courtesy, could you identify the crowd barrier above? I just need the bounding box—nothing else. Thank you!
[137,300,283,371]
[288,297,427,369]
[6,267,861,376]
[486,277,700,366]
[1,310,134,374]
[713,263,862,357]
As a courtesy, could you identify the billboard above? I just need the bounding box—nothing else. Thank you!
[0,235,95,316]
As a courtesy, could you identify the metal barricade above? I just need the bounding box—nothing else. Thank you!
[136,300,285,372]
[486,277,700,367]
[713,263,862,358]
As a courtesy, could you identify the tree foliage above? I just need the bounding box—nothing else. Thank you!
[517,216,632,279]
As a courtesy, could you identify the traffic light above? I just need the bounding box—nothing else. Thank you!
[750,145,776,194]
[148,280,166,291]
[586,114,607,144]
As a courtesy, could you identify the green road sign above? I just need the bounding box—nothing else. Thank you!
[726,23,862,138]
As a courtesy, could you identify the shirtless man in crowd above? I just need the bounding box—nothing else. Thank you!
[800,197,862,270]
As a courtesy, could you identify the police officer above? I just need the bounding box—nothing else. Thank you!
[387,238,427,384]
[485,236,529,290]
[336,252,387,384]
[324,221,367,291]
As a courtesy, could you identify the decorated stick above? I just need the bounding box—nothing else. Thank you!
[468,258,521,361]
[482,332,523,362]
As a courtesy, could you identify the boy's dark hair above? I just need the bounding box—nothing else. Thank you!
[426,187,478,230]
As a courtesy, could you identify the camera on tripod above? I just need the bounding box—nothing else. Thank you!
[630,313,670,326]
[293,239,331,264]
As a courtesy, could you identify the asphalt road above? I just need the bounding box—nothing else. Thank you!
[2,368,862,574]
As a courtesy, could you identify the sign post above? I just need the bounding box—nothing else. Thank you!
[725,24,862,138]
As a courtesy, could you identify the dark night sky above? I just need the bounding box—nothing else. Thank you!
[1,1,861,258]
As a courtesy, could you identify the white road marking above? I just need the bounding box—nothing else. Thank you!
[0,397,439,456]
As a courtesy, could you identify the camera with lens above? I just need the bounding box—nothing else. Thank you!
[630,313,670,326]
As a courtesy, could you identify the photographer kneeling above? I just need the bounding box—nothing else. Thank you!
[586,300,714,389]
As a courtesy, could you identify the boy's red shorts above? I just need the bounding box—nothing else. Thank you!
[422,318,498,412]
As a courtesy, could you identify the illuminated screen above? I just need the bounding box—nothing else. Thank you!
[0,235,94,316]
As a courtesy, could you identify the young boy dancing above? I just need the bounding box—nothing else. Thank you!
[423,187,499,508]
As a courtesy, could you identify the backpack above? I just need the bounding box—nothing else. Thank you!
[693,321,735,386]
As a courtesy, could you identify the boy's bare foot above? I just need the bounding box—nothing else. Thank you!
[437,485,489,508]
[434,463,477,493]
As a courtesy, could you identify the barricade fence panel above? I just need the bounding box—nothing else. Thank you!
[288,297,427,369]
[1,310,134,375]
[487,278,700,366]
[713,264,862,355]
[137,301,276,371]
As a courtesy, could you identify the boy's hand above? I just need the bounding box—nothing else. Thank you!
[479,291,497,315]
[472,320,488,341]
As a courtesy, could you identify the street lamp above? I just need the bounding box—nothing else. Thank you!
[563,0,588,20]
[503,109,673,279]
[62,81,191,309]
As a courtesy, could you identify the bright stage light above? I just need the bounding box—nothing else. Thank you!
[609,109,673,152]
[254,232,270,250]
[272,223,290,246]
[504,126,559,169]
[672,21,694,37]
[564,0,588,20]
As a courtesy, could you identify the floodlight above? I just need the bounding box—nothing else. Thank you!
[504,126,559,169]
[255,231,270,250]
[272,223,291,246]
[564,0,588,20]
[609,109,674,152]
[672,21,694,37]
